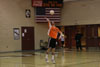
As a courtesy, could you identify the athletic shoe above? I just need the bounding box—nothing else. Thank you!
[45,58,49,63]
[51,59,56,64]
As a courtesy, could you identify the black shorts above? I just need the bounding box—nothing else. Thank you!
[61,41,64,45]
[48,38,57,48]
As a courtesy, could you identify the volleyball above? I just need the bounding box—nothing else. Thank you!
[50,10,54,15]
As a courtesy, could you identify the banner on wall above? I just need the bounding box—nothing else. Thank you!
[32,0,63,7]
[25,9,31,18]
[32,0,42,7]
[13,28,20,40]
[35,7,61,23]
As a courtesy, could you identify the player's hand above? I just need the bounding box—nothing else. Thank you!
[45,18,50,22]
[61,33,64,37]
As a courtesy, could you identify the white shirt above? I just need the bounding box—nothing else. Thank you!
[61,36,64,41]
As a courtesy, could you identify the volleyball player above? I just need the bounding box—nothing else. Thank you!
[45,18,63,64]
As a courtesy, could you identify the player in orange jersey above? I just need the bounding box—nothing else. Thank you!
[45,18,63,64]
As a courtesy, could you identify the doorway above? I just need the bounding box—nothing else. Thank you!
[21,27,35,50]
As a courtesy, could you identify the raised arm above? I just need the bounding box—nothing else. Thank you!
[46,18,51,28]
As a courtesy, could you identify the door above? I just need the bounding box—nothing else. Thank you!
[65,26,76,49]
[70,26,76,48]
[65,26,71,48]
[21,27,34,50]
[86,25,98,47]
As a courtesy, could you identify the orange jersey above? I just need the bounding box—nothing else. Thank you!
[48,22,61,39]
